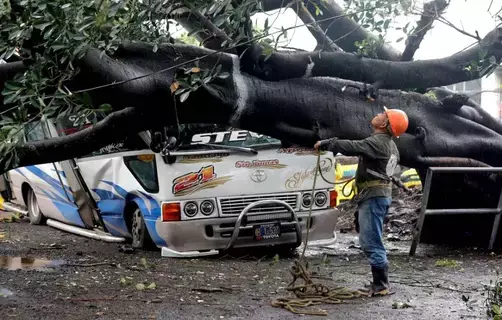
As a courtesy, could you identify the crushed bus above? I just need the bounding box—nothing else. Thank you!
[0,114,340,258]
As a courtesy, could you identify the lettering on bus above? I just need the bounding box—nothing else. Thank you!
[191,130,264,144]
[285,158,333,189]
[179,153,230,164]
[172,165,232,196]
[234,159,287,169]
[277,148,326,156]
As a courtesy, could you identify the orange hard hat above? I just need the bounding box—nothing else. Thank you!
[383,106,409,137]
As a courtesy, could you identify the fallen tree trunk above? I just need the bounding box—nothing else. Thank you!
[1,43,502,175]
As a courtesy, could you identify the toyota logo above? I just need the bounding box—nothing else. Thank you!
[250,170,267,183]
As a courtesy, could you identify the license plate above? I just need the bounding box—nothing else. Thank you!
[253,223,281,241]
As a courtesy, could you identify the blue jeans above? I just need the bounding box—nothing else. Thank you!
[358,196,392,269]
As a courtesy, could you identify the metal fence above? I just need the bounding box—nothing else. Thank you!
[409,167,502,256]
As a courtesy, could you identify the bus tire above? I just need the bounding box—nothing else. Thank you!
[131,208,154,249]
[27,188,46,225]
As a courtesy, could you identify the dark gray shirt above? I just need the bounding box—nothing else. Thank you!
[321,133,400,202]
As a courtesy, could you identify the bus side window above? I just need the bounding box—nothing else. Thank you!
[123,155,159,193]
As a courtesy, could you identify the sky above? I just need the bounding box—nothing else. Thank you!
[171,0,502,60]
[250,0,502,59]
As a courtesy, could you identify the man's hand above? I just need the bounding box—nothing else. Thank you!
[314,141,322,150]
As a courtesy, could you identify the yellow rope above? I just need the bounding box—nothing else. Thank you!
[271,151,368,316]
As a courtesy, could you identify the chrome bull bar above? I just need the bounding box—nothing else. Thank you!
[224,199,303,252]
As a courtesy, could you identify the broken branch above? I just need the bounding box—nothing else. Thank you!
[401,0,449,61]
[295,2,341,52]
[262,0,401,60]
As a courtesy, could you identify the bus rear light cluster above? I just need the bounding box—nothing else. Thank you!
[301,190,330,210]
[162,199,218,221]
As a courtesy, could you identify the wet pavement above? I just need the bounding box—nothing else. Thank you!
[1,215,501,319]
[0,256,65,271]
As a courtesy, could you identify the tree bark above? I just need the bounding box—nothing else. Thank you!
[2,43,501,175]
[241,26,502,89]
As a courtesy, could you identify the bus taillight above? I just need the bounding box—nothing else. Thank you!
[329,190,338,208]
[162,202,181,221]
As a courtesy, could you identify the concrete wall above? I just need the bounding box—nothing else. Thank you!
[444,66,502,120]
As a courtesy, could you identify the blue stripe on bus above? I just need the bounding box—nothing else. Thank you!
[52,201,86,228]
[101,180,128,198]
[24,165,74,202]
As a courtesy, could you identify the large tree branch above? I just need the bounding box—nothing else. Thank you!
[170,8,235,52]
[2,43,502,179]
[262,0,401,60]
[241,26,502,89]
[2,107,149,171]
[295,2,341,52]
[401,0,449,61]
[0,61,29,108]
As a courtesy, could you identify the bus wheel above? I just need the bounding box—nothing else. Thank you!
[131,208,154,249]
[27,189,46,225]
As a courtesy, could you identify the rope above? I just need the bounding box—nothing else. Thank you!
[271,151,367,316]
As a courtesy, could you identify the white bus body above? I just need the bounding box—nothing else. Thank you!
[1,117,340,257]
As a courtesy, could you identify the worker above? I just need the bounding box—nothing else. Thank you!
[314,106,409,297]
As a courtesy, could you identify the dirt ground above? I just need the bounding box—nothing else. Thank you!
[1,211,501,320]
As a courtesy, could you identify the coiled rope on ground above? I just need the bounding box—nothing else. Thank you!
[270,151,368,316]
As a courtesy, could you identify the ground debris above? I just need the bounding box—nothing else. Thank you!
[392,301,413,309]
[191,287,226,293]
[336,187,422,237]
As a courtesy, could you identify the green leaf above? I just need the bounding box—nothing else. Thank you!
[140,257,148,269]
[179,91,190,103]
[98,103,112,113]
[82,92,92,107]
[146,282,156,290]
[4,81,23,91]
[493,304,501,315]
[135,283,145,291]
[50,44,67,51]
[34,22,52,31]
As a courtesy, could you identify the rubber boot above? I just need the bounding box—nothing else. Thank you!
[369,265,392,297]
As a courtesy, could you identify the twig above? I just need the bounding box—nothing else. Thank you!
[436,16,481,40]
[392,280,473,293]
[68,296,117,302]
[63,262,117,267]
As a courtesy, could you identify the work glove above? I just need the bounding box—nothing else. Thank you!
[314,138,336,151]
